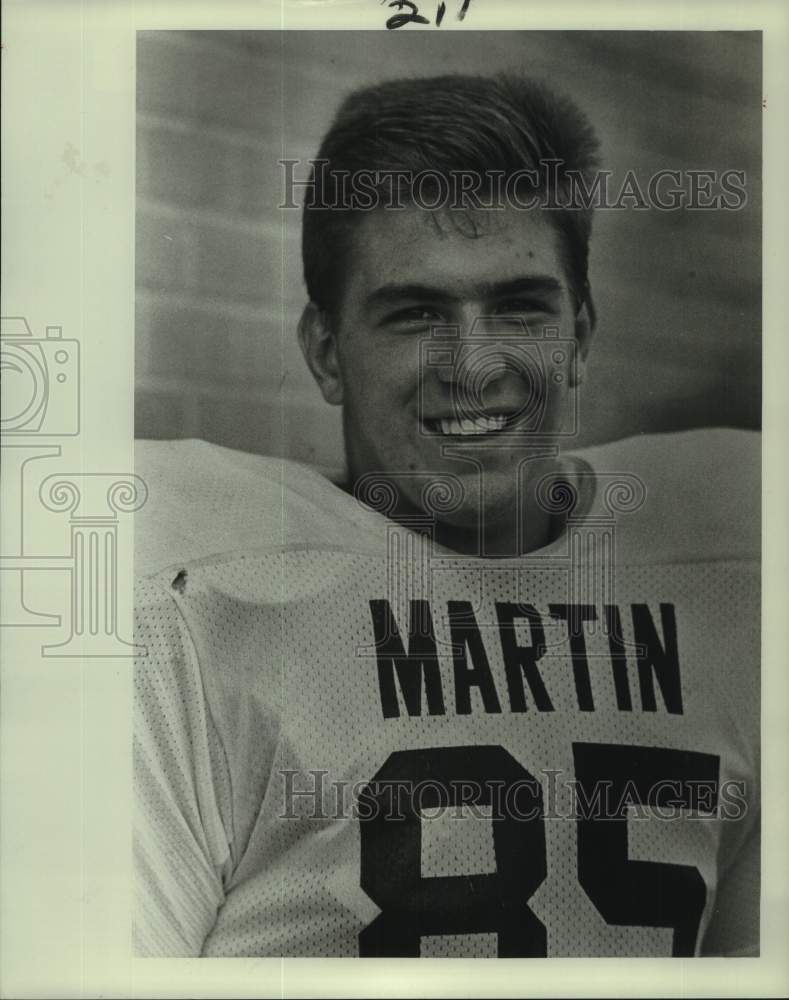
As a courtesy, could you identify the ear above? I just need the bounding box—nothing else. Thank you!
[569,287,596,388]
[297,301,344,406]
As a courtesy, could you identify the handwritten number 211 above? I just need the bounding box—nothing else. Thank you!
[383,0,471,30]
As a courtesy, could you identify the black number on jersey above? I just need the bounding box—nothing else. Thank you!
[573,742,720,956]
[358,745,546,957]
[358,741,720,957]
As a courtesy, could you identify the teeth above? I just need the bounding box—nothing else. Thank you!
[431,415,509,436]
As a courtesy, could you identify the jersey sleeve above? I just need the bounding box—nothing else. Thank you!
[700,813,761,957]
[133,577,233,956]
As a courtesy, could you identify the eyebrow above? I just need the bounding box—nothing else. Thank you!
[365,276,564,310]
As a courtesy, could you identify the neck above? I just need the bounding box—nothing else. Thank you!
[341,457,571,557]
[427,493,558,557]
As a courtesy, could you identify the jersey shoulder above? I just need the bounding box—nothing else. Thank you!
[135,428,760,578]
[572,428,760,565]
[134,438,382,579]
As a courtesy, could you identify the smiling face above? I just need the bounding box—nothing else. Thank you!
[299,204,594,554]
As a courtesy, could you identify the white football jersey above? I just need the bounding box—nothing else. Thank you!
[133,430,760,958]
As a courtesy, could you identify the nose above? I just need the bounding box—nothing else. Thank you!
[434,317,529,405]
[449,341,513,380]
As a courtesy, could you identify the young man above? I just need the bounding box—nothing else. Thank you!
[133,74,759,957]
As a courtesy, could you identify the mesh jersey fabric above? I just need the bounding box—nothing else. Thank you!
[133,429,760,958]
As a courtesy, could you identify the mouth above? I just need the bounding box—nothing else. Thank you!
[422,412,519,437]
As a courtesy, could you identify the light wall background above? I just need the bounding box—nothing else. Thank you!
[135,30,761,467]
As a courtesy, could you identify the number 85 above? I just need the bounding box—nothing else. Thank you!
[358,742,720,956]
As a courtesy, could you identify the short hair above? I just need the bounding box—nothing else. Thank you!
[301,73,601,321]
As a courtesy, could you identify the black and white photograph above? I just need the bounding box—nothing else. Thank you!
[132,28,761,959]
[6,2,789,995]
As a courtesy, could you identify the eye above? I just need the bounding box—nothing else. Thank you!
[384,306,445,328]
